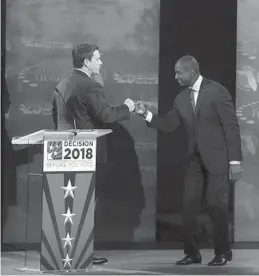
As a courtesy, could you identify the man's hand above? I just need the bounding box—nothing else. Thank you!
[135,101,147,115]
[124,98,135,112]
[229,163,242,182]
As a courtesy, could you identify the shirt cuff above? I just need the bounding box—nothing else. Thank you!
[229,161,241,164]
[123,102,134,112]
[145,111,153,122]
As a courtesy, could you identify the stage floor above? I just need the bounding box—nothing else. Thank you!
[1,249,259,275]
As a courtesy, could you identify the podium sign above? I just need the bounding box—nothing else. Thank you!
[43,139,96,172]
[12,129,112,272]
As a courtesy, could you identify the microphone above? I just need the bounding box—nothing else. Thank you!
[54,88,78,137]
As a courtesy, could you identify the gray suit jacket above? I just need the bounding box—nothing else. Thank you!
[52,70,131,163]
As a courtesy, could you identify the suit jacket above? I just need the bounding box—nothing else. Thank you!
[52,69,131,163]
[149,77,242,175]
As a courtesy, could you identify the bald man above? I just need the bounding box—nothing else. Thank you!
[135,56,242,266]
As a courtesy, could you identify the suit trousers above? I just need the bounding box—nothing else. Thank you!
[182,150,230,256]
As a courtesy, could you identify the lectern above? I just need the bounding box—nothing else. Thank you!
[12,129,112,273]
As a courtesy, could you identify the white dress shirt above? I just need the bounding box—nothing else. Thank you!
[145,75,240,165]
[190,75,203,105]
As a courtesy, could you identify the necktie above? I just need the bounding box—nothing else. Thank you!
[189,88,196,113]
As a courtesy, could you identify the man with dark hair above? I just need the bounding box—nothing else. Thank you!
[52,43,134,130]
[52,43,135,265]
[135,55,242,266]
[71,43,99,68]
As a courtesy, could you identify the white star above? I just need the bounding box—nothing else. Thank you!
[62,207,76,225]
[49,145,53,151]
[62,233,74,248]
[53,151,58,156]
[61,179,77,199]
[62,254,72,268]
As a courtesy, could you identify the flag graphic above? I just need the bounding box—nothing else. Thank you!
[47,141,62,160]
[40,172,95,271]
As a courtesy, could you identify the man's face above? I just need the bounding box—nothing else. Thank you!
[174,62,193,86]
[85,50,102,75]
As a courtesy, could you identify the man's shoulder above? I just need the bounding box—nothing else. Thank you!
[74,71,102,89]
[56,76,69,89]
[87,78,103,93]
[57,71,93,89]
[203,77,227,91]
[76,75,103,99]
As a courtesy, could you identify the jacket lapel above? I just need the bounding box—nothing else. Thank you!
[182,88,194,122]
[195,78,209,116]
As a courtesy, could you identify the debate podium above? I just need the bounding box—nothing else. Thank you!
[12,129,112,273]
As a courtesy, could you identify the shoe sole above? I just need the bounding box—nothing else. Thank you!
[93,260,108,265]
[176,261,202,265]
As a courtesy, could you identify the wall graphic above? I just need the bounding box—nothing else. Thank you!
[235,0,259,241]
[4,0,160,244]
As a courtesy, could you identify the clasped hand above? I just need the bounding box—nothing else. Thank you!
[124,98,147,115]
[134,101,147,115]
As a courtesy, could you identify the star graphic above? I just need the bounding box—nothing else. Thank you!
[62,233,74,248]
[62,254,72,268]
[61,179,77,199]
[62,207,76,225]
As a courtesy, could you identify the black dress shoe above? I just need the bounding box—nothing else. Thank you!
[208,250,232,266]
[92,256,108,265]
[176,253,202,265]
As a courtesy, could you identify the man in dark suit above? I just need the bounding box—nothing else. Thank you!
[52,43,135,265]
[52,43,134,130]
[135,56,242,266]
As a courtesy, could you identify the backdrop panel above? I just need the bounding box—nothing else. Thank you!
[235,0,259,242]
[4,0,160,244]
[156,0,237,244]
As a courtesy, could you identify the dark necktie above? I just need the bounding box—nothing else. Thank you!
[189,88,196,113]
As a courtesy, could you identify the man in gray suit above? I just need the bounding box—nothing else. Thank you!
[52,43,134,130]
[52,43,135,264]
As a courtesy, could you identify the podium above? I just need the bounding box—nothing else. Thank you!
[12,129,112,273]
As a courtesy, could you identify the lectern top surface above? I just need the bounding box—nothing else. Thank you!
[11,129,112,145]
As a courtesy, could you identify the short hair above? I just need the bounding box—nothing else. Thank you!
[176,55,200,73]
[72,43,99,68]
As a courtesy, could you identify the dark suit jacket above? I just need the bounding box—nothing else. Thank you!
[149,77,242,175]
[52,69,131,163]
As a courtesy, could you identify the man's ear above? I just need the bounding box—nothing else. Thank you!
[83,58,89,67]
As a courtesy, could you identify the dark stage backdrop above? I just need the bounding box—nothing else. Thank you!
[3,0,160,245]
[156,0,237,243]
[235,0,259,242]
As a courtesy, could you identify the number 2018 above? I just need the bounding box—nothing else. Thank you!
[64,148,93,160]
